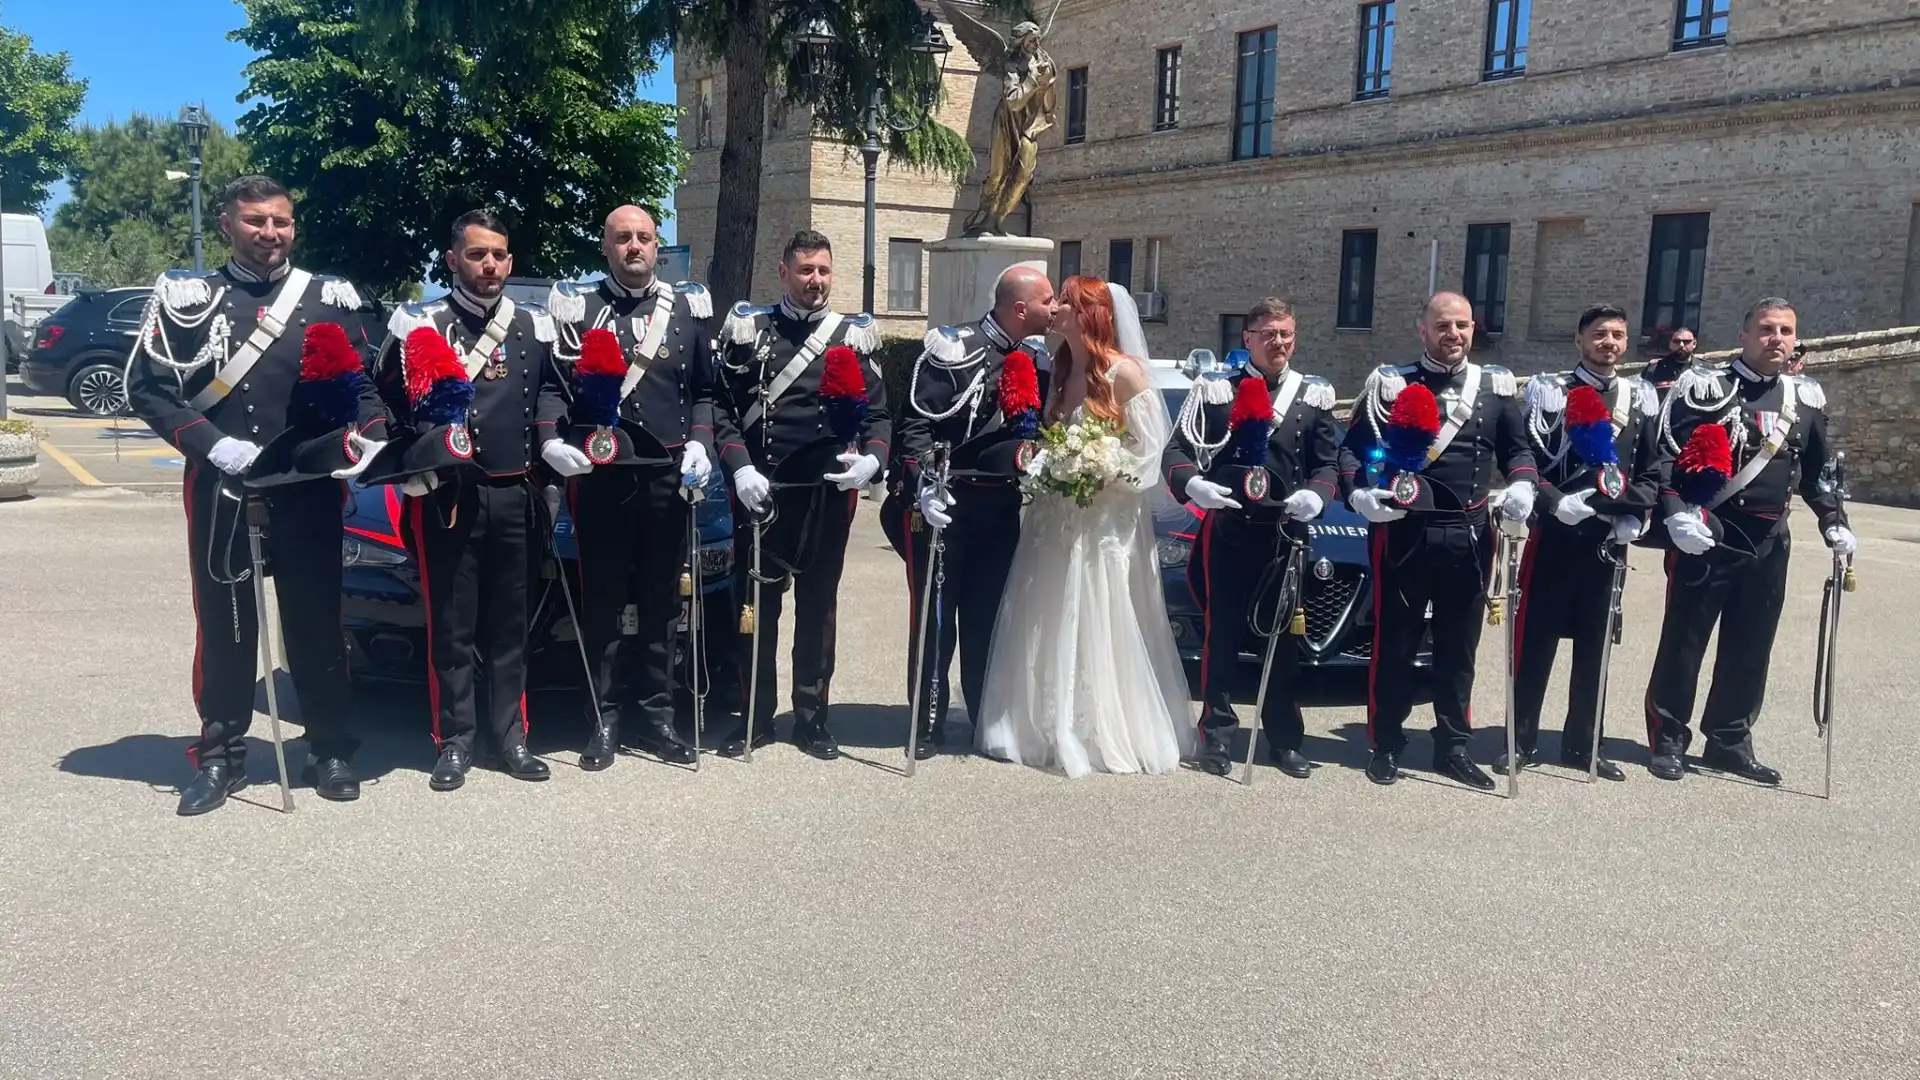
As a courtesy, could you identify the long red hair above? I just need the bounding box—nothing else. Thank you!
[1050,275,1126,426]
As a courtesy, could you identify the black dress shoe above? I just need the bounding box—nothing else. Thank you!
[1699,746,1781,786]
[1196,726,1233,776]
[430,747,471,791]
[1494,746,1540,774]
[1647,752,1686,781]
[1559,749,1626,782]
[912,724,940,760]
[792,722,841,761]
[498,744,552,781]
[580,718,619,772]
[1366,751,1400,786]
[177,764,249,816]
[1273,748,1312,779]
[303,757,361,802]
[634,718,697,765]
[1437,749,1497,791]
[718,722,778,758]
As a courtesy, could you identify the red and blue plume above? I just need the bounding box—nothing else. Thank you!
[574,328,627,429]
[998,349,1041,439]
[1227,375,1273,467]
[403,327,473,426]
[1674,422,1733,507]
[1564,385,1618,470]
[294,322,368,429]
[1380,384,1442,474]
[820,344,868,445]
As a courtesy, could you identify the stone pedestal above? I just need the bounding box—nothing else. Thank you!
[925,235,1055,331]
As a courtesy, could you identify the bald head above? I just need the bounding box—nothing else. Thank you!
[993,265,1060,340]
[1418,291,1476,367]
[603,204,660,287]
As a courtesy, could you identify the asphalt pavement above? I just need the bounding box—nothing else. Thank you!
[3,477,1918,1080]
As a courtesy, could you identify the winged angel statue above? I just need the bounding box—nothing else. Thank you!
[937,0,1061,236]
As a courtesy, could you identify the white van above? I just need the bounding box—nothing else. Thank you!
[3,213,56,366]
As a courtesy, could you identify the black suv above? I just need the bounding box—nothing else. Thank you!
[18,287,150,416]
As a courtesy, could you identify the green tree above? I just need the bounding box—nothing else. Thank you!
[48,114,252,283]
[351,0,1030,312]
[233,0,683,299]
[0,26,87,214]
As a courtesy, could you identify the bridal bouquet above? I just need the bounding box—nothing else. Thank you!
[1019,416,1139,507]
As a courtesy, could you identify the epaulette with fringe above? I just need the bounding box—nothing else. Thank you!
[1630,375,1660,416]
[1522,371,1568,417]
[674,281,713,320]
[1300,374,1336,411]
[1363,363,1411,405]
[720,302,771,345]
[1792,373,1827,411]
[1483,364,1517,397]
[152,268,220,318]
[387,300,445,343]
[522,301,556,343]
[315,275,363,311]
[921,324,971,367]
[545,280,589,325]
[843,312,881,354]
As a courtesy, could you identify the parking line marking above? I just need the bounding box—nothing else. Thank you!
[38,438,102,486]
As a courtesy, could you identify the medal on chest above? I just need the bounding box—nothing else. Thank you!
[482,344,507,381]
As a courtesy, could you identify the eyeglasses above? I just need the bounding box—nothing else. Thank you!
[1247,329,1295,345]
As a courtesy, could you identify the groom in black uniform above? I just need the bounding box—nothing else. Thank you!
[712,230,890,760]
[1163,298,1342,779]
[881,265,1058,757]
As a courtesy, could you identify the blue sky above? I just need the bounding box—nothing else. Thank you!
[7,0,678,243]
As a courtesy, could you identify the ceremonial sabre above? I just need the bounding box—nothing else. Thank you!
[1590,539,1630,783]
[1813,453,1854,800]
[243,498,296,813]
[742,504,767,763]
[682,474,707,771]
[1488,527,1525,799]
[905,442,953,776]
[1240,527,1307,787]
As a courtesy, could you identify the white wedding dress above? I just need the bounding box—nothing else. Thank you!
[974,370,1196,778]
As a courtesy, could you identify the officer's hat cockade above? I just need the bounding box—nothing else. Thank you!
[358,328,477,486]
[1378,383,1441,506]
[820,345,869,447]
[951,348,1043,478]
[245,323,374,489]
[1216,375,1278,507]
[1565,385,1625,499]
[1674,422,1732,510]
[564,327,673,467]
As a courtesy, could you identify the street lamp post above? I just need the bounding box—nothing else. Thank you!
[179,104,210,273]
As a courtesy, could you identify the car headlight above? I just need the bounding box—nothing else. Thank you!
[1155,537,1191,568]
[342,535,409,567]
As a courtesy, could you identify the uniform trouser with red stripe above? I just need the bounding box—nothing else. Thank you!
[1511,522,1617,756]
[733,484,855,732]
[182,465,355,769]
[568,466,690,731]
[1366,514,1495,757]
[405,476,535,756]
[878,484,1022,730]
[1644,528,1791,756]
[1195,510,1306,752]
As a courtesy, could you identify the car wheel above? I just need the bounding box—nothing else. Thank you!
[68,360,130,417]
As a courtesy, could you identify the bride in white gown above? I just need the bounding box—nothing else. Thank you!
[975,277,1195,777]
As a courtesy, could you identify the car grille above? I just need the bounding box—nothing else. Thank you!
[1302,575,1359,653]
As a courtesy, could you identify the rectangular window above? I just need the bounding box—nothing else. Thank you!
[887,238,923,313]
[1108,239,1134,293]
[1154,46,1182,131]
[1066,67,1089,144]
[1220,314,1247,360]
[1232,27,1277,160]
[1058,240,1082,284]
[1673,0,1730,51]
[693,77,715,148]
[1462,223,1511,334]
[1355,2,1395,100]
[1337,229,1378,330]
[1643,213,1710,334]
[1483,0,1530,80]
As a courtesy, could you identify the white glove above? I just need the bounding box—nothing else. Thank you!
[1666,510,1716,556]
[1824,525,1858,556]
[541,438,593,477]
[1350,488,1407,524]
[918,486,954,530]
[331,432,387,480]
[732,464,771,514]
[1609,515,1645,545]
[1282,488,1325,522]
[207,436,262,476]
[1499,480,1536,523]
[1184,476,1241,511]
[401,473,441,498]
[824,451,880,492]
[679,441,712,487]
[1552,488,1598,527]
